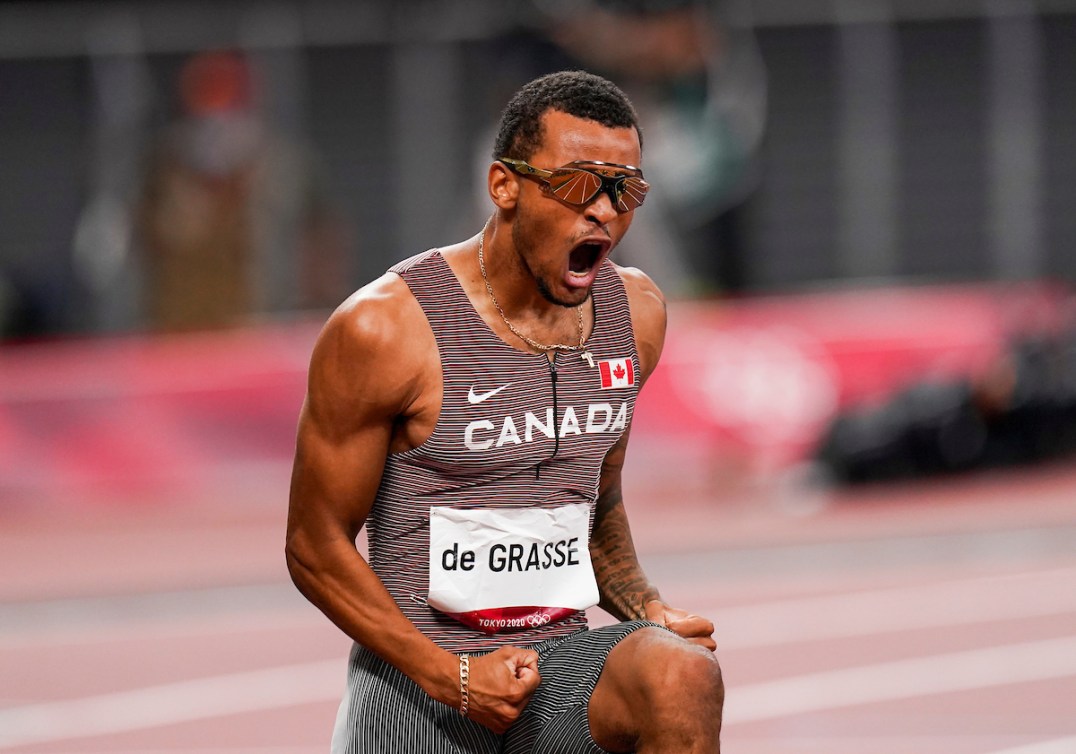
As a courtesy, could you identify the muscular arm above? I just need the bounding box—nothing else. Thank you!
[285,275,538,730]
[286,277,457,695]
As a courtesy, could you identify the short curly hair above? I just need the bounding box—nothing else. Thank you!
[492,70,642,161]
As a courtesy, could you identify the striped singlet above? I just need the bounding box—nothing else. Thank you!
[370,248,640,653]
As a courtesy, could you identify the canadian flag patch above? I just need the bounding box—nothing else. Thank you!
[598,357,636,389]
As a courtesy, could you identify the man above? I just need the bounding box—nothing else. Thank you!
[137,49,347,332]
[286,70,723,753]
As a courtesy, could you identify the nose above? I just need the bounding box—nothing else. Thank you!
[584,189,620,225]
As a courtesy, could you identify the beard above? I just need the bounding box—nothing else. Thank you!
[535,276,589,309]
[511,213,590,309]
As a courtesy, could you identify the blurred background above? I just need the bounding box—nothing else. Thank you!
[1,1,1075,752]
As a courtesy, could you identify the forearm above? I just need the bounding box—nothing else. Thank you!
[286,532,460,706]
[589,490,661,621]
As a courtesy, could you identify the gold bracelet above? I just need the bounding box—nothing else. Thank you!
[459,654,470,717]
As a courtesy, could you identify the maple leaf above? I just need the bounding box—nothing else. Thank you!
[613,363,626,380]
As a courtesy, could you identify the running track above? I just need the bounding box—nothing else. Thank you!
[1,457,1074,753]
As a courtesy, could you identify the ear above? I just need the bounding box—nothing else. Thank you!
[488,161,519,210]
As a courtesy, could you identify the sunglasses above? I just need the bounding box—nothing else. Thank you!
[500,158,649,213]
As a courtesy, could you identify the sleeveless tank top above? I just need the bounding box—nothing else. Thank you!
[368,249,640,653]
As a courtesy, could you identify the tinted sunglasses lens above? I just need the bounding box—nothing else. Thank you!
[616,177,648,211]
[547,169,602,205]
[545,167,649,211]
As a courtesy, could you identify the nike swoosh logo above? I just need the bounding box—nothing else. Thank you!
[467,383,512,404]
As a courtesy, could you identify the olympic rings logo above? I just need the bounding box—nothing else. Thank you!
[526,613,551,627]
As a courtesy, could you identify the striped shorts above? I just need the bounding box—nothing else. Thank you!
[330,621,662,753]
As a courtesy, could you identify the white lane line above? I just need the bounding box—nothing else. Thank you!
[10,563,1076,649]
[0,659,342,749]
[10,565,1075,653]
[0,609,328,651]
[985,735,1076,754]
[697,566,1076,649]
[4,635,1075,748]
[727,635,1076,724]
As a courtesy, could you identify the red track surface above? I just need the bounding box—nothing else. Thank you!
[2,458,1075,753]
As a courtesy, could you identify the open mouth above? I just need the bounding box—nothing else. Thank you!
[568,242,604,276]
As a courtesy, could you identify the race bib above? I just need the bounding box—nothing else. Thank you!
[428,504,599,634]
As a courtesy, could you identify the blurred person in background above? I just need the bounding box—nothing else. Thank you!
[136,49,347,332]
[287,71,722,752]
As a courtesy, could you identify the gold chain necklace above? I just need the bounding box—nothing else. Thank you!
[477,225,587,354]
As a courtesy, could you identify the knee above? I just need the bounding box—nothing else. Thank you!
[639,631,724,715]
[665,643,724,711]
[592,628,724,751]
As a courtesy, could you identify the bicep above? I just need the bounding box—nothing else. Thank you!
[287,293,419,546]
[288,398,392,543]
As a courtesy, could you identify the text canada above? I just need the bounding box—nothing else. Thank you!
[464,401,629,451]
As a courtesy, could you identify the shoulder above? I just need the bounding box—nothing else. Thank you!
[611,263,667,383]
[307,272,434,426]
[613,263,666,322]
[315,272,420,362]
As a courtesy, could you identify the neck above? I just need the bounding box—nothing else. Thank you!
[477,220,587,354]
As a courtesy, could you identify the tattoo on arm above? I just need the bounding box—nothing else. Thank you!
[590,486,660,621]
